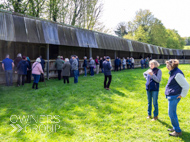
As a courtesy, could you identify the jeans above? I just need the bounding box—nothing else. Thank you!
[32,74,41,83]
[123,65,125,70]
[73,70,78,83]
[141,64,144,69]
[101,68,104,73]
[5,70,13,86]
[147,91,159,117]
[104,75,112,88]
[26,70,31,83]
[167,95,181,132]
[90,67,94,76]
[115,65,118,71]
[84,67,87,76]
[131,63,134,69]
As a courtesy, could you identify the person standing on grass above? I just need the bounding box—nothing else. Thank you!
[55,56,64,80]
[143,60,162,121]
[140,58,144,69]
[32,58,44,89]
[14,53,22,84]
[114,57,119,71]
[17,56,29,86]
[165,59,189,137]
[122,57,126,70]
[103,56,112,90]
[89,57,95,76]
[62,58,71,84]
[100,57,104,73]
[119,58,122,71]
[126,57,130,69]
[76,56,80,76]
[95,56,100,74]
[145,57,149,68]
[131,57,135,69]
[26,57,31,83]
[71,55,78,83]
[2,54,14,86]
[70,55,74,77]
[83,56,87,76]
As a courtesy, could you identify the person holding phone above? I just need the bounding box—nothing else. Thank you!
[143,60,162,121]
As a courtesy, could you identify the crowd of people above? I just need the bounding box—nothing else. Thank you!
[1,53,190,137]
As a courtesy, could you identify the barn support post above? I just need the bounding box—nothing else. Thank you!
[47,44,49,80]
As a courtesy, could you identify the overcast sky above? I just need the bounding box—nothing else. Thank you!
[101,0,190,37]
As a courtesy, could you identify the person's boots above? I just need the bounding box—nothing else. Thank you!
[36,83,38,89]
[32,83,35,89]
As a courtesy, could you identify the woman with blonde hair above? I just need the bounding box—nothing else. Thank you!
[32,58,44,89]
[165,59,189,137]
[143,60,162,121]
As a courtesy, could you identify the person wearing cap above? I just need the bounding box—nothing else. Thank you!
[103,56,112,90]
[165,59,189,137]
[2,54,14,86]
[71,55,78,83]
[17,56,29,86]
[55,56,64,80]
[32,58,44,89]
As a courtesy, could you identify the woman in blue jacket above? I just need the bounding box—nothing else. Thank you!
[143,60,162,121]
[165,59,189,137]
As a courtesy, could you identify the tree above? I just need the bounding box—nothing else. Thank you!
[114,22,128,38]
[149,18,167,47]
[134,25,149,43]
[166,29,185,49]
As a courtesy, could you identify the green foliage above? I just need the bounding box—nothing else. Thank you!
[166,29,186,49]
[121,9,186,49]
[114,22,128,38]
[184,45,190,49]
[0,65,190,141]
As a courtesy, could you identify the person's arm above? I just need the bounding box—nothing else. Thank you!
[175,73,189,98]
[2,63,4,71]
[151,70,162,83]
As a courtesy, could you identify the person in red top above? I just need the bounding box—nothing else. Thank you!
[95,56,100,74]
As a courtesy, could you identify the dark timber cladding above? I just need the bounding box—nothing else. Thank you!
[0,10,189,60]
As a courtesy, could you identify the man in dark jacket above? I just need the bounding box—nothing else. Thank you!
[14,53,22,72]
[17,56,29,86]
[100,57,103,73]
[39,55,45,82]
[114,57,119,71]
[69,55,74,77]
[62,58,71,84]
[118,58,121,71]
[103,56,112,90]
[83,56,87,76]
[55,56,64,80]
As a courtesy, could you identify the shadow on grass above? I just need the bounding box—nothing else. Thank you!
[157,119,190,141]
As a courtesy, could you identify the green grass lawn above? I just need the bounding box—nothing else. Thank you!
[0,65,190,142]
[184,46,190,49]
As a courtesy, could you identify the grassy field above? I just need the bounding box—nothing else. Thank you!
[0,65,190,142]
[184,46,190,49]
